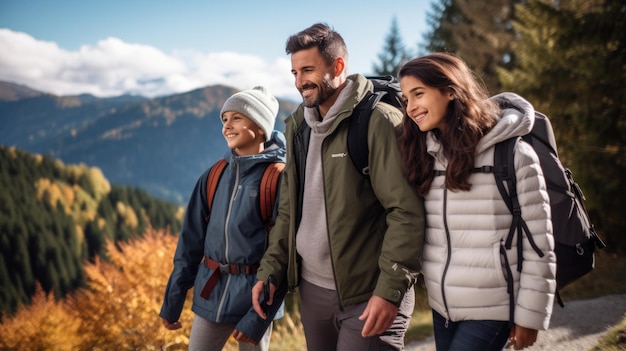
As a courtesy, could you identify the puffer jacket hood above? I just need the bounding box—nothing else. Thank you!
[477,92,536,152]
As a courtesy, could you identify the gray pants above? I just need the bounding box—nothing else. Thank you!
[188,314,273,351]
[299,278,415,351]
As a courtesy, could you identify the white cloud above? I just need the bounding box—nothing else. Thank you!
[0,29,300,102]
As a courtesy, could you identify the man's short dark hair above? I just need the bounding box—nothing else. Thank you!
[285,23,348,66]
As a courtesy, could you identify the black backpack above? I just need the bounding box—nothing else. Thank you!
[347,76,404,176]
[487,110,606,311]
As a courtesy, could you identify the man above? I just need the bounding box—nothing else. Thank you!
[252,23,425,351]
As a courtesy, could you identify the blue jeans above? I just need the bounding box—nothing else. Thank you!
[432,310,510,351]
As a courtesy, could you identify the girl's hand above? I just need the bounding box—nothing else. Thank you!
[508,324,538,349]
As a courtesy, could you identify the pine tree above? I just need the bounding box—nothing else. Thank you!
[422,0,520,93]
[420,0,460,55]
[372,17,410,76]
[458,0,519,93]
[498,0,625,251]
[84,220,106,260]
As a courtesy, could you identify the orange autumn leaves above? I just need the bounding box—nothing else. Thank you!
[0,228,194,350]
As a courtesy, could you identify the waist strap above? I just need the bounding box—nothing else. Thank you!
[200,257,260,299]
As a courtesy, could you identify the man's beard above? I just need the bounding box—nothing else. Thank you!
[302,77,336,108]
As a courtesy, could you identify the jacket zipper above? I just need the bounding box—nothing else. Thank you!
[441,188,452,327]
[216,159,240,322]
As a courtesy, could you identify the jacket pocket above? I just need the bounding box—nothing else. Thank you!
[495,241,512,286]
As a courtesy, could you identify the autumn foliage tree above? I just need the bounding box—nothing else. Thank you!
[0,283,82,350]
[0,228,194,350]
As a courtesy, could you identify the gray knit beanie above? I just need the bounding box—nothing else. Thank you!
[220,86,279,142]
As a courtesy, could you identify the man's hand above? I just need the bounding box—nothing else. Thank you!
[507,324,538,350]
[252,280,275,320]
[162,318,182,330]
[358,295,398,337]
[232,329,257,344]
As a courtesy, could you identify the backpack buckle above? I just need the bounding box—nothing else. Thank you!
[219,264,238,274]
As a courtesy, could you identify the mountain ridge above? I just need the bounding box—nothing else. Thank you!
[0,81,296,204]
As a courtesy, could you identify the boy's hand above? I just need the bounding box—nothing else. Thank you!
[162,318,182,330]
[232,329,257,344]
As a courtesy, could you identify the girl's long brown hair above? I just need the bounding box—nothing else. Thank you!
[398,53,499,196]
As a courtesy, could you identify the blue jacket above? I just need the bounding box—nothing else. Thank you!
[160,131,287,342]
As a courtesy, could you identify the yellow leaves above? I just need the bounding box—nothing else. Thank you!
[32,153,43,164]
[72,228,193,349]
[175,206,185,223]
[0,228,193,349]
[116,201,139,228]
[63,163,110,201]
[97,217,107,229]
[0,283,82,350]
[35,178,63,209]
[35,178,82,215]
[85,167,111,201]
[62,183,75,207]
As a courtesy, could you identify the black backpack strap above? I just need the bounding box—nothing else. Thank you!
[565,168,606,250]
[293,118,311,228]
[494,138,544,272]
[348,91,382,176]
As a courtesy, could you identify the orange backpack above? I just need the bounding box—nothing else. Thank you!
[205,159,285,232]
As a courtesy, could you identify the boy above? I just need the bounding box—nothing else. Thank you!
[160,86,286,351]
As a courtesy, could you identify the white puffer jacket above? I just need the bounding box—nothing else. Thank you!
[421,92,556,331]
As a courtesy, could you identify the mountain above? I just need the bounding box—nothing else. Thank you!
[0,81,297,204]
[0,81,44,102]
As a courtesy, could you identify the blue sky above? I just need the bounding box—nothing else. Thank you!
[0,0,434,102]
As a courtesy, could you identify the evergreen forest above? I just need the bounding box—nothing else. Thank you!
[0,146,183,316]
